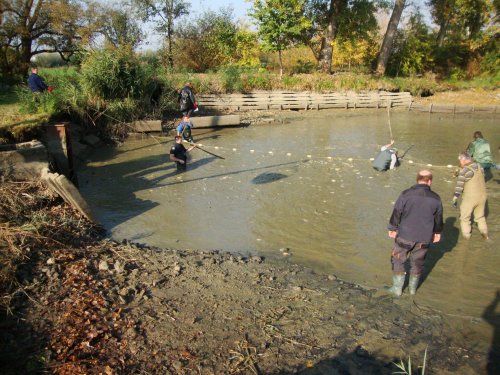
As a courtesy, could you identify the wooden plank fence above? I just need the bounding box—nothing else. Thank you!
[408,102,499,114]
[197,91,412,111]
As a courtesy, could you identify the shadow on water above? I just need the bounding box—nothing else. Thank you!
[155,159,309,188]
[483,290,500,375]
[420,217,460,287]
[267,347,397,375]
[251,172,288,184]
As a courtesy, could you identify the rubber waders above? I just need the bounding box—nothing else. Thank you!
[385,274,405,297]
[409,275,420,295]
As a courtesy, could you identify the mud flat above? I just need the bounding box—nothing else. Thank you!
[5,235,491,374]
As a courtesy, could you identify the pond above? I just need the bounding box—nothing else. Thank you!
[78,110,499,324]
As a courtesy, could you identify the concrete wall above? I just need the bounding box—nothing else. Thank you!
[0,140,48,180]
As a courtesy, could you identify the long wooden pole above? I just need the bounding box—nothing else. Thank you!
[188,142,225,159]
[387,101,394,140]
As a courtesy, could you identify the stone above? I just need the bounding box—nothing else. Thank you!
[98,260,109,271]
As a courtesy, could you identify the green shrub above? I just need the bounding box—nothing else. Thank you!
[80,49,147,100]
[220,66,243,93]
[242,73,272,91]
[281,75,304,89]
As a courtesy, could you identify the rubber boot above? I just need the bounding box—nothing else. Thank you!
[385,274,405,297]
[408,274,420,295]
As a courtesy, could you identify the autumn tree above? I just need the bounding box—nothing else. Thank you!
[316,0,346,73]
[429,0,496,75]
[301,0,379,74]
[133,0,190,69]
[386,11,434,76]
[173,8,239,71]
[250,0,312,78]
[102,6,143,50]
[0,0,102,80]
[376,0,406,75]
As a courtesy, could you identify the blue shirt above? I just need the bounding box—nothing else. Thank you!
[176,120,193,133]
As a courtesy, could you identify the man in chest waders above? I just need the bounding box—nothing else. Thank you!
[372,140,399,171]
[452,152,489,240]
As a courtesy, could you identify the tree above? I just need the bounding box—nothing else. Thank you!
[429,0,492,47]
[251,0,312,77]
[133,0,190,69]
[386,11,434,76]
[0,0,102,79]
[173,8,239,71]
[376,0,406,75]
[317,0,346,73]
[102,7,143,50]
[302,0,379,74]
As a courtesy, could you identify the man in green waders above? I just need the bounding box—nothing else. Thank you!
[466,131,497,181]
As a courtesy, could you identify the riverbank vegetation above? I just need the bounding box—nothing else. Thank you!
[1,0,498,142]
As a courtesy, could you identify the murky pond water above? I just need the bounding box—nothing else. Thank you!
[79,110,499,324]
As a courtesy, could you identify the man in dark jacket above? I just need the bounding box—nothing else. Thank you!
[386,169,443,296]
[28,66,51,93]
[178,82,197,117]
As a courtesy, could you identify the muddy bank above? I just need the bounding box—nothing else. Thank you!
[1,182,495,374]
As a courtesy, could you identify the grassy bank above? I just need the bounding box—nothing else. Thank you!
[1,68,498,144]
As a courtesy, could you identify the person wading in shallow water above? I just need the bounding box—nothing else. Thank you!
[176,116,194,143]
[466,131,497,181]
[452,152,489,240]
[169,136,195,172]
[372,140,399,171]
[386,170,443,296]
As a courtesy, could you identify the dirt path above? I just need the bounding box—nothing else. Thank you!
[413,88,500,106]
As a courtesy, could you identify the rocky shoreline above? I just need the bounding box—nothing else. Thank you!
[0,180,491,375]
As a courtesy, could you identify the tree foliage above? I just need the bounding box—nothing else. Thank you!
[102,6,143,50]
[386,12,434,76]
[376,0,406,75]
[0,0,102,81]
[302,0,380,73]
[250,0,312,77]
[428,0,497,76]
[173,8,239,71]
[80,48,146,101]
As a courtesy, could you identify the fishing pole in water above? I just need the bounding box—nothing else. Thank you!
[188,142,225,160]
[387,102,393,140]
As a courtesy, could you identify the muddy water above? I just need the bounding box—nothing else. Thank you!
[79,111,499,322]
